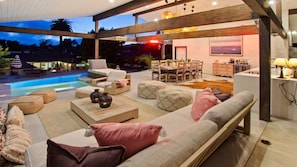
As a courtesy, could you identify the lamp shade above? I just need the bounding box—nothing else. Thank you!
[273,58,287,67]
[288,58,297,68]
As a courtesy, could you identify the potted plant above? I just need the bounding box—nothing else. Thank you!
[0,45,12,76]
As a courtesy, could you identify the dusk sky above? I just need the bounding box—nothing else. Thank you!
[0,14,145,45]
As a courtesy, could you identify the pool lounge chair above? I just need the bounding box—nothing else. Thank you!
[87,59,120,78]
[91,70,131,95]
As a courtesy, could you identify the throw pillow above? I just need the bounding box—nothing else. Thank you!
[0,107,6,134]
[47,140,126,167]
[6,105,25,128]
[191,91,219,121]
[91,123,162,159]
[0,125,32,164]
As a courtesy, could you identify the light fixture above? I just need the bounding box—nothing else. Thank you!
[212,1,218,6]
[288,58,297,78]
[273,58,288,78]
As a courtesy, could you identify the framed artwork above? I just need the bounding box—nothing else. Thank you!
[210,36,243,56]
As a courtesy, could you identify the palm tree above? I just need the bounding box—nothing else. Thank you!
[50,19,72,52]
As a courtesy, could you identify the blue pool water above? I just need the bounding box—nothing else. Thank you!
[7,73,89,96]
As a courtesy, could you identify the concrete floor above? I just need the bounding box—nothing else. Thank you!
[1,70,297,166]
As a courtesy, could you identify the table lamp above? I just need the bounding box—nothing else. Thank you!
[273,58,287,78]
[288,58,297,78]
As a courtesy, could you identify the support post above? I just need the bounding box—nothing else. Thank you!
[259,16,271,121]
[95,20,99,59]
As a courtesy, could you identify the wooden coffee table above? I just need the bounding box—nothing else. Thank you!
[70,97,138,124]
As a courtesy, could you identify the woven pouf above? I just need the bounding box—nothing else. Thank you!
[29,89,57,103]
[138,80,166,99]
[157,88,193,112]
[75,86,104,98]
[8,95,44,114]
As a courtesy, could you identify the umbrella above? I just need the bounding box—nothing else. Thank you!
[11,55,22,69]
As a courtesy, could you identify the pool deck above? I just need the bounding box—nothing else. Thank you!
[0,70,88,101]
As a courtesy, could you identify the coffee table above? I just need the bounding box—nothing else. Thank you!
[70,97,138,124]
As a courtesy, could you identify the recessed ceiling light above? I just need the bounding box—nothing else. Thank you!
[154,18,159,22]
[212,1,218,6]
[109,0,114,3]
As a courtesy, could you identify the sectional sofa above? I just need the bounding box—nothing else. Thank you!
[23,90,255,167]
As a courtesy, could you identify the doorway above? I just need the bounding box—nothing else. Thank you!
[175,46,187,61]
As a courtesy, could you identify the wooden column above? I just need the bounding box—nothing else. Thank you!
[259,16,271,121]
[134,15,138,38]
[95,20,99,59]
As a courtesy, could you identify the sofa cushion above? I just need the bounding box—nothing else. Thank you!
[47,140,125,167]
[191,91,219,121]
[201,91,254,129]
[118,120,218,167]
[0,125,32,164]
[88,59,108,69]
[90,123,162,159]
[6,105,25,128]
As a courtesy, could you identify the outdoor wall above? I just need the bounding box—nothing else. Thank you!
[172,34,259,75]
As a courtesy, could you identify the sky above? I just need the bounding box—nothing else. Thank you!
[0,14,144,45]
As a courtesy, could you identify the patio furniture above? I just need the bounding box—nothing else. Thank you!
[87,59,121,78]
[137,80,166,99]
[91,70,131,95]
[167,61,184,83]
[151,61,167,82]
[28,89,57,103]
[75,86,104,98]
[197,61,203,78]
[70,97,138,124]
[156,88,193,112]
[8,95,44,114]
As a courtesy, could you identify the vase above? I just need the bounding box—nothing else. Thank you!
[90,89,100,103]
[98,92,112,108]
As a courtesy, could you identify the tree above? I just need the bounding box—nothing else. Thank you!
[50,19,72,52]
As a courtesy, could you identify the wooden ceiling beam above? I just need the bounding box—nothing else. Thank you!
[133,0,196,16]
[242,0,287,38]
[96,4,255,38]
[136,25,259,42]
[93,0,162,21]
[0,26,95,39]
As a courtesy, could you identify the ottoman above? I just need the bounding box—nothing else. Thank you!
[75,86,104,98]
[157,88,193,112]
[138,81,166,99]
[8,95,44,114]
[29,89,57,103]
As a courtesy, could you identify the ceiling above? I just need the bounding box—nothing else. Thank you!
[0,0,245,23]
[0,0,133,22]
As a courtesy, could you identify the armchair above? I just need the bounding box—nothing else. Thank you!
[91,70,131,95]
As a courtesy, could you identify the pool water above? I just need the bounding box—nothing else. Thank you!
[7,73,89,96]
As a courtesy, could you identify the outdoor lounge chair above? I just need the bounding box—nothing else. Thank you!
[87,59,120,78]
[91,70,131,95]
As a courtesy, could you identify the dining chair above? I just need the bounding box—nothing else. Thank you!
[151,62,167,82]
[167,61,184,83]
[190,61,198,80]
[183,62,191,81]
[197,61,203,78]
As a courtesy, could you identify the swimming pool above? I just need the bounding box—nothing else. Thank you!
[7,73,89,96]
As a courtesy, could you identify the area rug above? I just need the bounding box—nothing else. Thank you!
[177,79,234,94]
[37,95,167,138]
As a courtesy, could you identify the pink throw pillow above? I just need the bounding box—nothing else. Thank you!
[91,123,162,159]
[192,91,219,121]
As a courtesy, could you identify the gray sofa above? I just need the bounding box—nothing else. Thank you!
[25,91,255,167]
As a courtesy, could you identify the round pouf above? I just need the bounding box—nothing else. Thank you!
[138,81,166,99]
[75,86,104,98]
[29,89,57,103]
[157,88,193,112]
[8,95,44,114]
